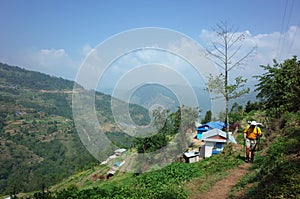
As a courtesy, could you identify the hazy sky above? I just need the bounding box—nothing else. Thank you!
[1,0,300,85]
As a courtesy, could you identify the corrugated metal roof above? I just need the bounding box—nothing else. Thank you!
[202,128,237,144]
[197,121,225,131]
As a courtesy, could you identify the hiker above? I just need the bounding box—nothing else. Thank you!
[243,121,262,163]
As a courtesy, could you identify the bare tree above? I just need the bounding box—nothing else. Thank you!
[206,21,256,141]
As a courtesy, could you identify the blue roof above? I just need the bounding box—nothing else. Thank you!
[197,126,210,132]
[114,162,121,167]
[197,121,225,130]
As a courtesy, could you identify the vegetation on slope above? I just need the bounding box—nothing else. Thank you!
[0,63,150,195]
[229,56,300,198]
[19,146,244,199]
[229,112,300,199]
[0,63,75,91]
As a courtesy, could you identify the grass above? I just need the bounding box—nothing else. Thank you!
[18,143,245,199]
[227,159,259,198]
[228,112,300,199]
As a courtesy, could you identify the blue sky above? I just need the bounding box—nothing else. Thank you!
[1,0,300,84]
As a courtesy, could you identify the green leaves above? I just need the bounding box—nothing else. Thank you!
[134,106,199,153]
[207,73,250,100]
[255,56,300,117]
[206,73,225,98]
[201,110,212,124]
[242,112,300,198]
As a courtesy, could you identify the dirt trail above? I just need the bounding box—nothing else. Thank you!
[188,163,251,199]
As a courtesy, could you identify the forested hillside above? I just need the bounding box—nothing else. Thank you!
[0,63,150,195]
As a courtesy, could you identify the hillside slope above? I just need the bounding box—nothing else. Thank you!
[0,63,150,195]
[15,110,300,199]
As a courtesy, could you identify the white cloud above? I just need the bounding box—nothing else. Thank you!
[14,26,297,92]
[81,44,96,57]
[2,44,102,82]
[40,49,66,56]
[36,49,68,65]
[96,35,219,93]
[21,48,79,80]
[199,25,300,82]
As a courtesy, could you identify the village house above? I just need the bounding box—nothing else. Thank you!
[196,121,226,140]
[199,128,237,158]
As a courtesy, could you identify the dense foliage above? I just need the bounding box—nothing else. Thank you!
[255,56,300,117]
[134,106,199,153]
[0,110,97,194]
[201,110,212,124]
[244,100,261,113]
[228,57,300,198]
[104,131,134,148]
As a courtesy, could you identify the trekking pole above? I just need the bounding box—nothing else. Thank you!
[243,139,246,159]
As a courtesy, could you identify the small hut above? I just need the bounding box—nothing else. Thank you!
[196,121,226,139]
[183,151,200,163]
[199,128,236,158]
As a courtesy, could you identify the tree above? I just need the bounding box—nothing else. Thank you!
[177,106,200,133]
[201,110,212,124]
[151,106,169,131]
[255,56,300,117]
[206,21,255,141]
[230,102,243,113]
[244,100,260,113]
[229,102,244,124]
[134,107,171,154]
[134,106,199,154]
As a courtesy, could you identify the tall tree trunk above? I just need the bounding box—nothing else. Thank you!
[225,34,229,142]
[205,22,254,143]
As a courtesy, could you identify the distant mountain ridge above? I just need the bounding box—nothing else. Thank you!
[0,63,76,91]
[101,83,257,119]
[100,84,212,115]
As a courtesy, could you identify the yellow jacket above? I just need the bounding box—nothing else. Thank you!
[244,125,262,140]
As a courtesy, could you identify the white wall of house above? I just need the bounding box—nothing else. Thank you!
[199,141,227,158]
[188,156,199,163]
[205,142,215,158]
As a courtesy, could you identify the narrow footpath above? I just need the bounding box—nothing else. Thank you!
[188,163,251,199]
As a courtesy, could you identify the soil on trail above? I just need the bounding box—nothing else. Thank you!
[188,163,251,199]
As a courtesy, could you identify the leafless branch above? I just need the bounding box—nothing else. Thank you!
[228,34,245,49]
[212,42,226,57]
[206,49,225,63]
[228,47,256,71]
[228,45,242,61]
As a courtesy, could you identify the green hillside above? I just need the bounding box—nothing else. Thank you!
[17,109,299,199]
[0,63,150,195]
[2,57,300,198]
